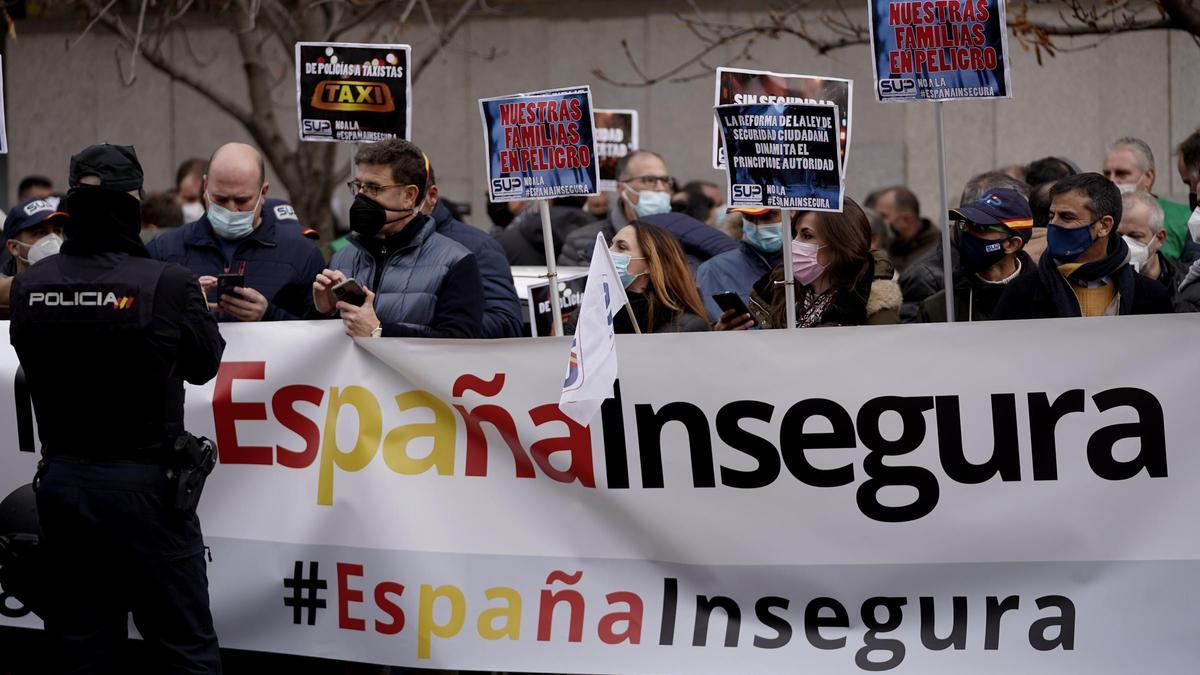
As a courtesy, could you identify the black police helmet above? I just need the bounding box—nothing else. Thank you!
[0,484,47,619]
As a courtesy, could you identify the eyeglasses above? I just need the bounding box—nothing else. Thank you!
[621,175,674,190]
[347,180,407,198]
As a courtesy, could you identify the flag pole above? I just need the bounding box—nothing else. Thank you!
[538,199,565,336]
[624,301,642,334]
[934,101,956,322]
[782,209,797,329]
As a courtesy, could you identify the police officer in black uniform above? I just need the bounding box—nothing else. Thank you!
[8,144,225,673]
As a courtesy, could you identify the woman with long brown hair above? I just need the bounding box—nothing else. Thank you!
[716,197,902,329]
[608,220,710,333]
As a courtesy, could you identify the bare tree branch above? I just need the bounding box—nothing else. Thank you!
[178,23,218,68]
[327,0,399,41]
[114,0,150,86]
[412,0,483,83]
[75,0,253,124]
[66,0,119,51]
[55,0,504,242]
[598,0,1200,87]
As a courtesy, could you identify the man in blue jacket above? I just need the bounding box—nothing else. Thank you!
[641,211,737,271]
[695,207,783,325]
[420,165,523,338]
[147,142,325,321]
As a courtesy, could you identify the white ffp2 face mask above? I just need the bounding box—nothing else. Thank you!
[16,233,63,266]
[1123,235,1150,271]
[1188,206,1200,244]
[182,201,205,223]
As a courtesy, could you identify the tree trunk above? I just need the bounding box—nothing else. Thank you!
[233,17,341,246]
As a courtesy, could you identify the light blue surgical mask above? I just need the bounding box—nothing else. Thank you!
[609,250,646,288]
[624,186,672,218]
[207,192,261,240]
[743,220,783,253]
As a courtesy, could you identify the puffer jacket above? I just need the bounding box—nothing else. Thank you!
[1174,257,1200,313]
[330,213,483,337]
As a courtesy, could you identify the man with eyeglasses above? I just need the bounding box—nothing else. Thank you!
[313,138,483,338]
[148,142,325,321]
[915,188,1035,322]
[558,149,675,266]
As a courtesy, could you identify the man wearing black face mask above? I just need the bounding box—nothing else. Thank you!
[994,172,1171,319]
[916,188,1035,322]
[8,144,225,672]
[313,138,483,338]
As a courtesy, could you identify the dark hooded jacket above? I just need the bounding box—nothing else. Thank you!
[495,204,595,266]
[898,238,954,322]
[1141,250,1186,305]
[887,218,940,273]
[1173,258,1200,313]
[993,237,1172,319]
[10,186,224,457]
[916,250,1035,323]
[431,201,523,338]
[559,218,618,266]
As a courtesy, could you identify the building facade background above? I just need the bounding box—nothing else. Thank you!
[6,1,1198,227]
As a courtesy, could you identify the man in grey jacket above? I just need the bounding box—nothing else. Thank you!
[313,139,483,338]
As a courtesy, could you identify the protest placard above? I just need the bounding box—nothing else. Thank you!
[294,42,412,142]
[712,67,851,171]
[480,86,599,203]
[527,271,588,337]
[594,109,639,192]
[716,102,844,212]
[869,0,1013,102]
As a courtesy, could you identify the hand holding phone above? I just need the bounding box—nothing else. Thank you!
[216,273,245,300]
[712,291,754,331]
[331,278,368,307]
[712,291,750,318]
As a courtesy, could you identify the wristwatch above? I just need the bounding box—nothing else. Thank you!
[370,323,383,338]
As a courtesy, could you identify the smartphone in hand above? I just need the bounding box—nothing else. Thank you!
[216,273,245,300]
[712,291,750,318]
[331,278,368,307]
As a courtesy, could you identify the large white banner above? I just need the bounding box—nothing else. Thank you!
[1,317,1198,672]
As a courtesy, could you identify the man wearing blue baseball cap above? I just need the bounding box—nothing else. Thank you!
[0,198,65,318]
[696,207,785,327]
[916,188,1035,322]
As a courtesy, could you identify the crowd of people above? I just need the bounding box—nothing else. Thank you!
[2,127,1199,674]
[1,129,1198,338]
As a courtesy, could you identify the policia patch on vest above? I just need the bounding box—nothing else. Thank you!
[21,285,143,323]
